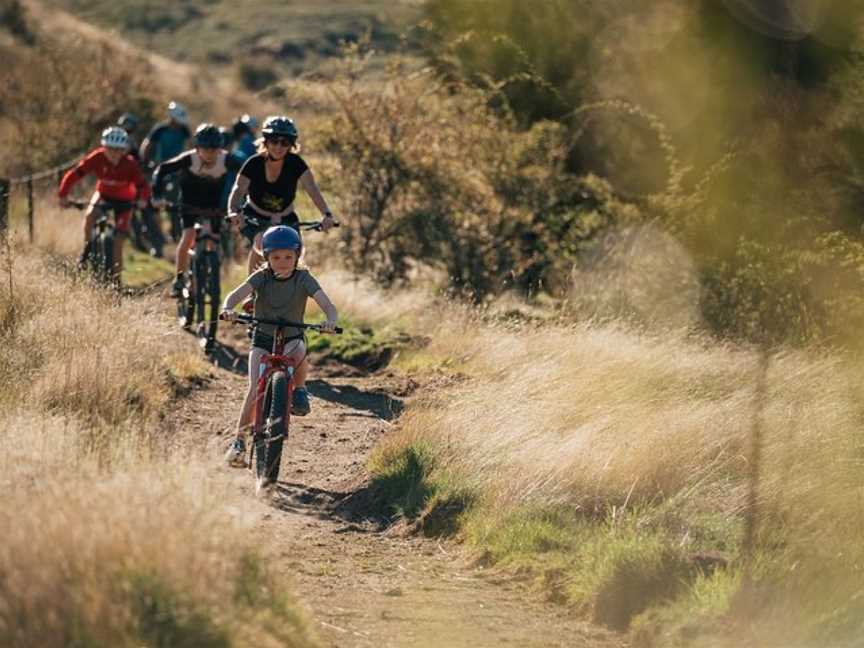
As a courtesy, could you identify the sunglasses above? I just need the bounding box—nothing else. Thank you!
[265,136,294,147]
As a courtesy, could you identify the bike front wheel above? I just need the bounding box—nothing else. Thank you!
[91,231,114,286]
[254,371,289,487]
[194,250,220,350]
[176,271,194,330]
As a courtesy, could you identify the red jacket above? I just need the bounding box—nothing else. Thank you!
[58,147,151,202]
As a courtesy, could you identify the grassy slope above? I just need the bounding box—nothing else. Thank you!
[45,0,420,73]
[329,279,864,648]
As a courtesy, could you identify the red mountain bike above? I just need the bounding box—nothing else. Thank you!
[65,197,136,287]
[225,313,342,489]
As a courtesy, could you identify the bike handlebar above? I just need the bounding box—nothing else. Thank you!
[298,220,340,232]
[156,201,224,218]
[227,313,342,334]
[228,212,340,231]
[63,198,137,212]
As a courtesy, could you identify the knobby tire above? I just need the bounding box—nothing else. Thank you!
[92,231,114,287]
[177,269,194,330]
[203,250,220,348]
[254,371,289,486]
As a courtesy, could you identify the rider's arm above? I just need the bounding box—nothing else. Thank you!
[299,169,334,220]
[152,151,191,197]
[311,289,338,330]
[139,136,153,165]
[139,124,164,165]
[58,151,99,198]
[227,173,252,217]
[221,280,255,311]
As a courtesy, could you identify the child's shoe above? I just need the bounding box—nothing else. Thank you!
[224,437,246,467]
[291,388,311,416]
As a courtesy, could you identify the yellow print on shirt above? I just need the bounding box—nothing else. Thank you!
[261,193,284,212]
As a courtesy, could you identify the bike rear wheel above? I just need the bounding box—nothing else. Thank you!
[130,210,148,253]
[253,371,289,487]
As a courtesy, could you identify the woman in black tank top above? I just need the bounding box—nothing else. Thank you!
[227,115,338,274]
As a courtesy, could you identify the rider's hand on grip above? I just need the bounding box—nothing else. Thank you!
[321,213,339,232]
[320,320,341,334]
[227,213,241,233]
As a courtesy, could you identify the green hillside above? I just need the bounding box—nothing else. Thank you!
[45,0,421,74]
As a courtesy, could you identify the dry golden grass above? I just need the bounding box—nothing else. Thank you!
[0,245,202,426]
[360,276,864,643]
[0,239,318,647]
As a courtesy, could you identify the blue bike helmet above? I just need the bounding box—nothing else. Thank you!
[117,112,139,132]
[194,123,222,148]
[261,225,302,257]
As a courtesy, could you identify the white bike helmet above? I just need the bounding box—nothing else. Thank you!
[167,100,189,125]
[100,126,130,150]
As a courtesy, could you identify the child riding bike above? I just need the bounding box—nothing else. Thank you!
[219,225,338,468]
[58,126,150,279]
[151,123,242,298]
[226,115,338,275]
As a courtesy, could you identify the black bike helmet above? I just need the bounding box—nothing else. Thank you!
[194,123,222,148]
[261,115,298,141]
[117,112,139,132]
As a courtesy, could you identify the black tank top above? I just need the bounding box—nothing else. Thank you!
[239,153,308,215]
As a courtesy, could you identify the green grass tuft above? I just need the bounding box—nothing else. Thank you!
[306,314,413,371]
[368,441,438,519]
[126,571,231,648]
[123,247,174,288]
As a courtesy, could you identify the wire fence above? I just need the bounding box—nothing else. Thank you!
[0,154,83,238]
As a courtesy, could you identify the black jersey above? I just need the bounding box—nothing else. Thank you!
[153,150,239,209]
[238,153,309,215]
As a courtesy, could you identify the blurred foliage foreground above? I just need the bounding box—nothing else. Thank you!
[323,0,864,348]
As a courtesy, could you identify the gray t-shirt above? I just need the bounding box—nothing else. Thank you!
[248,267,321,338]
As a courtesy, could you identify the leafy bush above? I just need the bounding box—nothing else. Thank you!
[419,0,864,345]
[322,47,634,299]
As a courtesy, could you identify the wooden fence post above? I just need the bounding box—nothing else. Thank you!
[26,177,34,243]
[0,178,9,234]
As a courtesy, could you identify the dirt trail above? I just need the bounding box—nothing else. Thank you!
[169,328,622,648]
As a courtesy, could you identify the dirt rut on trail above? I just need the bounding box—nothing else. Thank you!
[169,330,623,648]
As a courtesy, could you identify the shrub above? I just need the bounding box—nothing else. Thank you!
[322,47,634,299]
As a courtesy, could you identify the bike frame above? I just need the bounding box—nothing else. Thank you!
[250,328,301,459]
